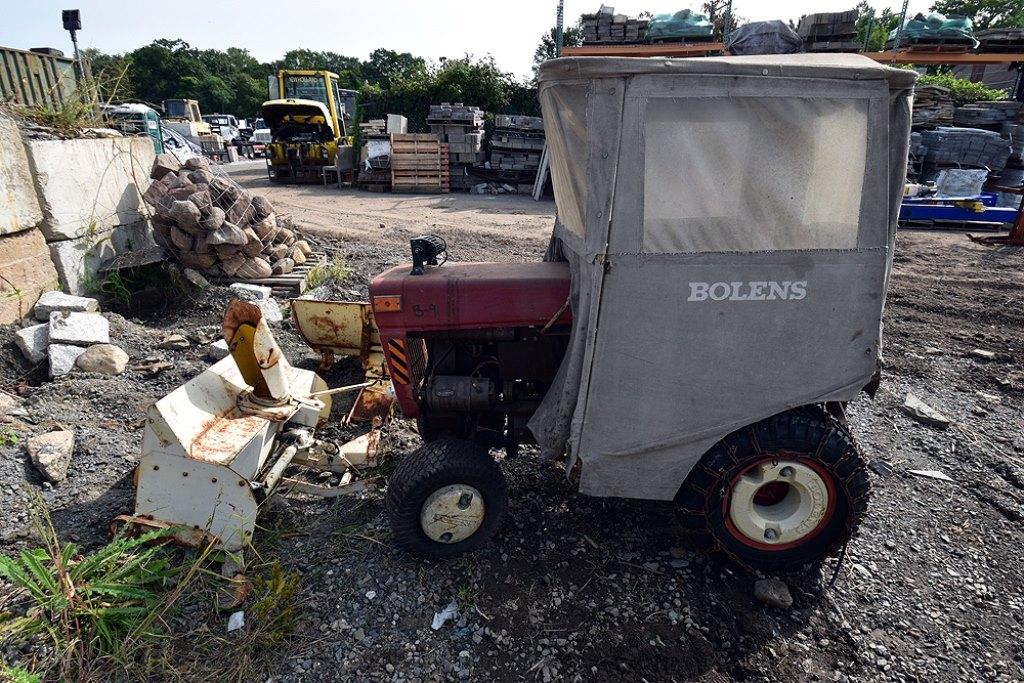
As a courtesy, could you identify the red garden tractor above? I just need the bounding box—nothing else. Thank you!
[369,54,916,570]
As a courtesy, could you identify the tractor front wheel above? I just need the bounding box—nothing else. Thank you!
[676,409,869,571]
[387,439,507,560]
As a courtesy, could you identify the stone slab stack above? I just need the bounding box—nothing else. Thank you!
[489,115,545,175]
[429,103,484,191]
[144,154,311,279]
[798,9,860,52]
[912,86,955,128]
[582,6,649,44]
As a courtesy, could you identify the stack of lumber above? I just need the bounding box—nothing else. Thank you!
[921,127,1012,172]
[912,86,955,128]
[429,103,484,191]
[582,6,649,44]
[390,134,449,194]
[359,119,391,191]
[489,115,545,173]
[798,9,861,52]
[975,27,1024,53]
[143,154,310,279]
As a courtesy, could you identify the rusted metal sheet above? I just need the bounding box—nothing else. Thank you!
[290,298,386,373]
[0,46,77,108]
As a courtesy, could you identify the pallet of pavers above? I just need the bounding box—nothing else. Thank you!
[582,6,650,44]
[391,133,448,194]
[489,115,545,173]
[975,27,1024,53]
[429,103,484,191]
[798,9,861,52]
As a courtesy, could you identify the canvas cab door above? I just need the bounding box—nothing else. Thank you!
[573,75,893,500]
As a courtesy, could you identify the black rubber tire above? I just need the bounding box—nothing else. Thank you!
[387,439,507,560]
[675,407,870,572]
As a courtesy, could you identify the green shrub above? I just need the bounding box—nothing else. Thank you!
[918,73,1008,105]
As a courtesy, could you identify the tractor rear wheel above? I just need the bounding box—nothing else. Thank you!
[676,408,869,571]
[387,439,507,560]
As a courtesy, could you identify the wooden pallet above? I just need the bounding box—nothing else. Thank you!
[210,252,323,299]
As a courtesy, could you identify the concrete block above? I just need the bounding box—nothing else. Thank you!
[255,298,283,323]
[24,136,156,242]
[386,114,408,134]
[0,115,44,236]
[33,290,99,321]
[47,220,156,295]
[48,311,110,346]
[229,283,272,300]
[14,323,49,364]
[48,344,87,377]
[0,229,59,324]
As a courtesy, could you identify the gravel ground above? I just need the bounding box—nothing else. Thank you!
[1,178,1022,682]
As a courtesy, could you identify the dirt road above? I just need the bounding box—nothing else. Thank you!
[1,173,1023,681]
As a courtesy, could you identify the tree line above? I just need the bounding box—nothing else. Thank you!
[81,1,1021,128]
[83,40,539,130]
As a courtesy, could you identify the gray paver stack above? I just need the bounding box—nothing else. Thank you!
[429,103,484,191]
[797,9,861,52]
[489,115,545,174]
[582,6,649,44]
[921,127,1012,172]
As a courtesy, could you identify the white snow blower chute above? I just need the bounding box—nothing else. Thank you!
[122,299,386,550]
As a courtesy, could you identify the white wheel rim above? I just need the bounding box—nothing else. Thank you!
[728,459,830,546]
[420,484,486,544]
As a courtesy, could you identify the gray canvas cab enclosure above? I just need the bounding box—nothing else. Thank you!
[530,54,916,501]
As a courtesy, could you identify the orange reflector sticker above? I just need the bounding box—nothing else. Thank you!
[373,295,402,313]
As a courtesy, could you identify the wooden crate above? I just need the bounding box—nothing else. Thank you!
[391,133,447,193]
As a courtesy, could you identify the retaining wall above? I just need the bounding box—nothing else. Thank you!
[0,114,57,323]
[24,136,157,294]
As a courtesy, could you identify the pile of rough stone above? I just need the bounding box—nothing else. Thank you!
[143,153,312,278]
[13,291,128,378]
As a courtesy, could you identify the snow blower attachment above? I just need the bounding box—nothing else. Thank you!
[123,300,389,550]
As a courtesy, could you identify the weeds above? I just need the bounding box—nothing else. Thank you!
[248,562,301,647]
[0,501,178,679]
[0,426,18,447]
[99,272,132,307]
[306,253,348,290]
[0,664,40,683]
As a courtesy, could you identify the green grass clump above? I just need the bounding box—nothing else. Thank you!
[306,253,348,290]
[0,502,178,679]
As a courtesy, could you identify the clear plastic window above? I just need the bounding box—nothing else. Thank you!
[642,96,868,253]
[540,84,589,238]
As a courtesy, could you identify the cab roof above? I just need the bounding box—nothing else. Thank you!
[538,53,916,90]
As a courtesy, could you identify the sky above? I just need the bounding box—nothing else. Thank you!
[2,0,934,79]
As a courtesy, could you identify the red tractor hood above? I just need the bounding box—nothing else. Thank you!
[370,262,571,335]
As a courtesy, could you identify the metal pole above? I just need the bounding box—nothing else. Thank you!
[722,0,734,44]
[69,29,82,83]
[892,0,910,51]
[555,0,565,57]
[862,9,874,52]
